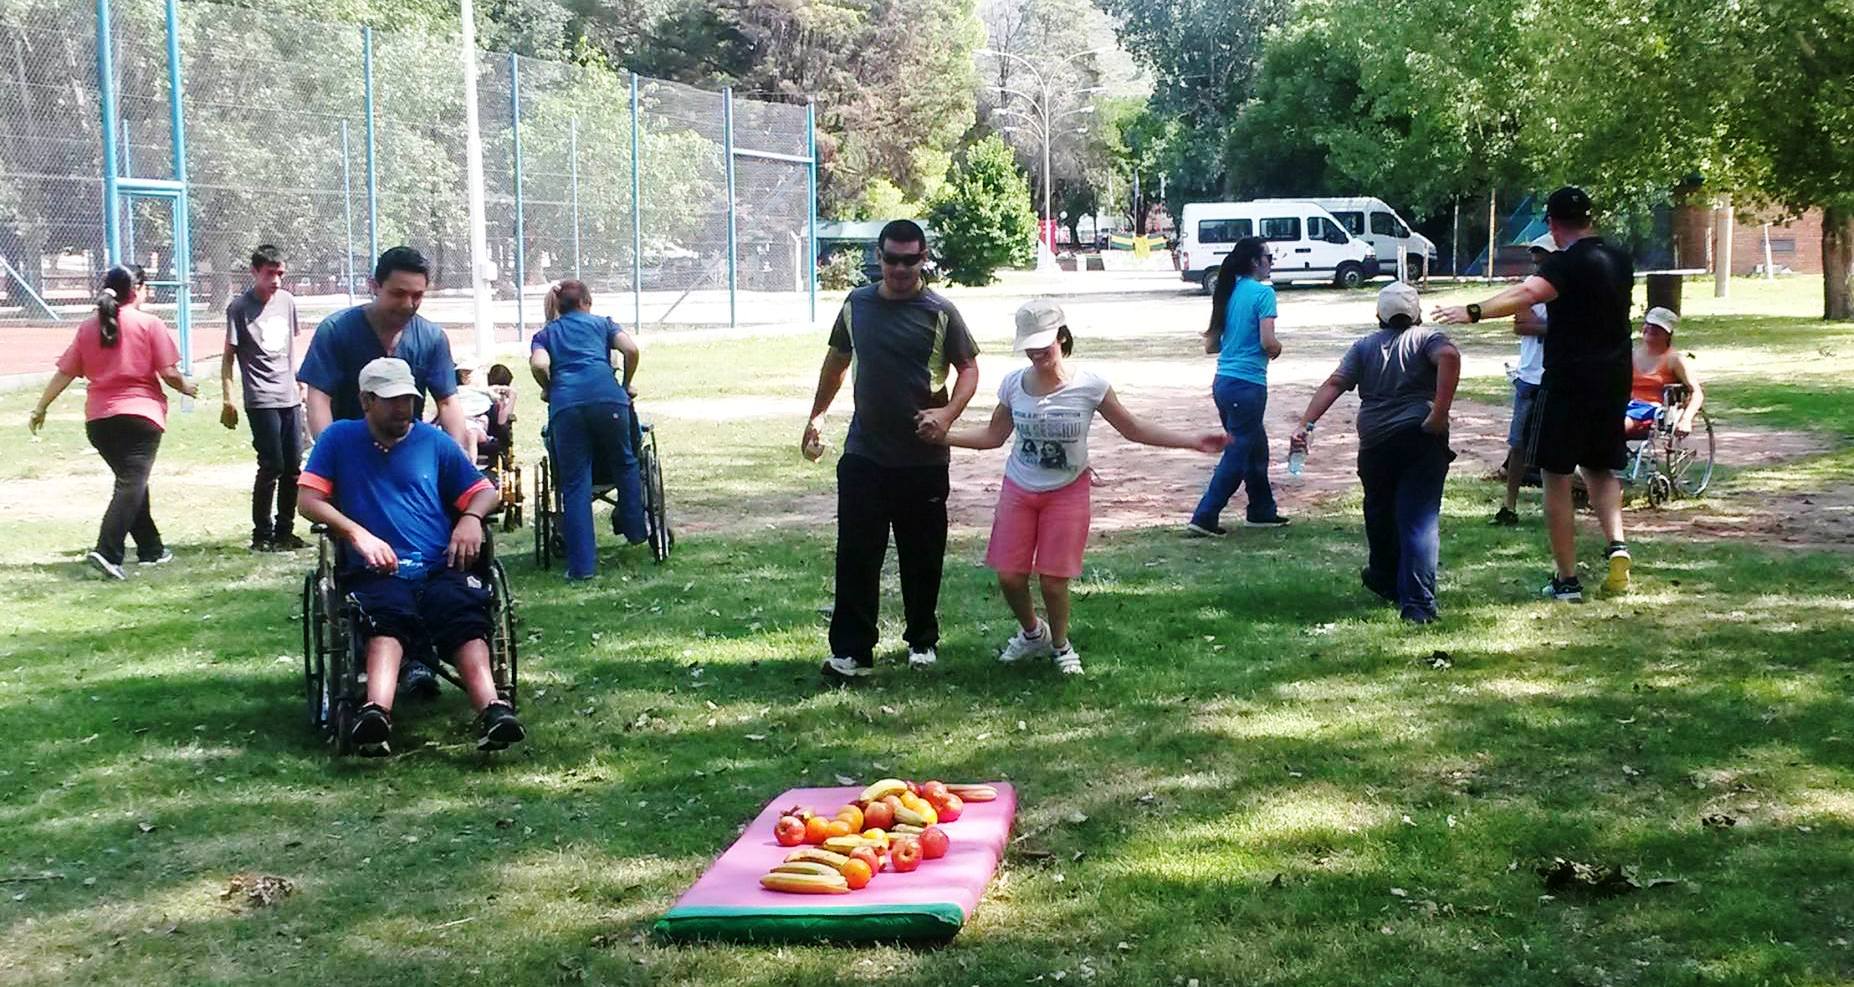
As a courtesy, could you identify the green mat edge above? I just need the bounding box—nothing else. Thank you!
[653,902,965,944]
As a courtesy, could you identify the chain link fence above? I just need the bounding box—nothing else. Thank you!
[0,0,816,371]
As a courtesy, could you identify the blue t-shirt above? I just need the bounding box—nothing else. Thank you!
[530,311,629,411]
[1215,277,1278,385]
[297,306,459,422]
[301,420,493,579]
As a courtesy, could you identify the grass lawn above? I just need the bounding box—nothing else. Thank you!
[4,275,1853,985]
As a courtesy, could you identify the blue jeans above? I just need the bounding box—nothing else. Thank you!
[548,401,647,579]
[1357,427,1453,621]
[1191,376,1278,527]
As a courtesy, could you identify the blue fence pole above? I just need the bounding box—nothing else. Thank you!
[806,99,818,324]
[509,53,525,335]
[722,86,736,329]
[163,0,192,367]
[363,26,378,264]
[629,73,641,330]
[96,0,121,263]
[569,115,580,280]
[341,120,355,304]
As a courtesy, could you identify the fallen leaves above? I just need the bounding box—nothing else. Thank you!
[1536,857,1680,899]
[220,873,295,908]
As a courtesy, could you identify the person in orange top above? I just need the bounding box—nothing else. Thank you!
[1625,307,1703,437]
[28,265,199,580]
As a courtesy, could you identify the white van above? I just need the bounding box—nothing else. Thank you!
[1177,200,1378,294]
[1258,197,1437,279]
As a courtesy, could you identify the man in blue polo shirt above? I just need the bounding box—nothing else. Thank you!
[298,246,467,448]
[298,357,523,755]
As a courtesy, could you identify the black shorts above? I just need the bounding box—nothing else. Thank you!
[1530,381,1628,474]
[344,567,492,659]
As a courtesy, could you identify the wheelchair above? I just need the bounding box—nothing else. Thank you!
[477,428,525,531]
[301,523,520,756]
[1621,383,1715,507]
[533,403,672,566]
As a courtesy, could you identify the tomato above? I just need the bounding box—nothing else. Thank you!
[936,793,964,822]
[890,838,922,872]
[825,819,854,839]
[803,814,831,845]
[850,846,881,874]
[918,824,950,860]
[841,858,873,890]
[835,804,864,832]
[862,799,895,831]
[774,815,807,847]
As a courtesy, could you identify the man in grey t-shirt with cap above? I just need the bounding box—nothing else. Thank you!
[219,244,305,551]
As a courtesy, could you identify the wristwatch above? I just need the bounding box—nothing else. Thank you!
[1467,303,1483,323]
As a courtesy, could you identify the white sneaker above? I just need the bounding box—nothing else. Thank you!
[1052,644,1084,675]
[907,647,938,670]
[85,551,126,581]
[998,620,1055,663]
[820,656,873,680]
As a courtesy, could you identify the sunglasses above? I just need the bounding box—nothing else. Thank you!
[881,251,926,267]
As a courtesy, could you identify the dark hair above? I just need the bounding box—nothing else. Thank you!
[251,243,284,270]
[486,363,513,386]
[878,219,927,251]
[554,279,592,313]
[1208,237,1270,333]
[1382,314,1415,331]
[94,265,137,348]
[1056,325,1074,356]
[127,263,147,288]
[372,245,431,285]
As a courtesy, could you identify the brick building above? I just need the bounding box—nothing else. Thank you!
[1671,204,1823,276]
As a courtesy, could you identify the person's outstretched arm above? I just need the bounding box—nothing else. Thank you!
[937,401,1013,450]
[1097,387,1226,452]
[1433,277,1556,325]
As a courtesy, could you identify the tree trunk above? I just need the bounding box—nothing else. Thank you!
[1825,206,1853,321]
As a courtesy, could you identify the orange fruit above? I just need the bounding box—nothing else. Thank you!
[841,858,873,890]
[803,814,831,844]
[836,804,864,831]
[825,819,854,839]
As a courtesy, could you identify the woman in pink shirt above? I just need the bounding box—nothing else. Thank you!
[28,266,198,579]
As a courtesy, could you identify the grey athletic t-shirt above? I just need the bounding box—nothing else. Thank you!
[1333,325,1454,449]
[827,284,978,468]
[226,287,301,408]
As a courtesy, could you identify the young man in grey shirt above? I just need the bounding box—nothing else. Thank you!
[1291,282,1461,623]
[220,244,305,551]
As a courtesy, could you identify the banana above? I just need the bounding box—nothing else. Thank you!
[946,784,998,802]
[822,836,870,855]
[771,861,843,878]
[784,848,852,868]
[859,778,911,803]
[891,822,924,834]
[761,871,850,894]
[893,803,933,827]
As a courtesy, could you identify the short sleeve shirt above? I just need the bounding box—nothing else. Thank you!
[1216,277,1278,385]
[299,420,494,579]
[530,310,629,411]
[1538,236,1633,395]
[225,288,301,409]
[827,285,979,468]
[998,367,1111,492]
[55,308,180,429]
[296,306,458,422]
[1333,326,1454,450]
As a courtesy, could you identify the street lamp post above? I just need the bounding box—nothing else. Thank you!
[977,47,1108,250]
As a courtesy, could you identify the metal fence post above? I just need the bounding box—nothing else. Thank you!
[363,26,378,263]
[722,86,736,329]
[569,115,580,280]
[806,99,817,324]
[341,120,355,303]
[96,0,121,264]
[509,53,525,335]
[164,0,192,366]
[629,73,642,330]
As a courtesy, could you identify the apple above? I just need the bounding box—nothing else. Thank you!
[890,838,922,873]
[918,825,950,860]
[936,793,964,822]
[863,799,895,830]
[920,780,950,804]
[774,815,806,847]
[850,846,881,875]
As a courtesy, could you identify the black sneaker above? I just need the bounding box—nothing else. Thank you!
[271,532,308,551]
[821,656,874,682]
[476,701,525,750]
[1489,506,1519,526]
[1243,515,1292,528]
[249,535,273,553]
[351,702,393,756]
[400,660,441,701]
[1542,575,1585,603]
[1184,521,1227,538]
[1360,568,1397,604]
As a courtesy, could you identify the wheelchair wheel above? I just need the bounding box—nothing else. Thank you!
[534,458,553,568]
[488,558,519,708]
[640,425,672,563]
[327,599,361,756]
[301,572,326,731]
[502,464,524,531]
[1662,409,1715,498]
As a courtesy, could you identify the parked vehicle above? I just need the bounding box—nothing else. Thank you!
[1177,200,1378,294]
[1255,197,1437,280]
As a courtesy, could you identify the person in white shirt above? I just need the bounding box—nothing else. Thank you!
[1491,234,1555,526]
[920,299,1225,676]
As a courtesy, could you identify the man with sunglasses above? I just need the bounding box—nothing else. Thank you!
[804,219,980,681]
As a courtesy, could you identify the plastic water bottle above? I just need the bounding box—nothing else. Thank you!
[1287,423,1313,476]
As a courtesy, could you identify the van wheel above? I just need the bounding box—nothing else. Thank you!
[1334,263,1365,289]
[1201,268,1219,295]
[1409,257,1428,281]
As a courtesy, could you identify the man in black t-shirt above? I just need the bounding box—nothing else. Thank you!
[802,219,980,681]
[1434,186,1634,603]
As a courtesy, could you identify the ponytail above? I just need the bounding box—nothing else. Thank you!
[95,265,135,348]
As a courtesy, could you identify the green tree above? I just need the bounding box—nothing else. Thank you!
[928,134,1036,285]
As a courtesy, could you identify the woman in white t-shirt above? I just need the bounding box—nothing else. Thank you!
[921,299,1226,675]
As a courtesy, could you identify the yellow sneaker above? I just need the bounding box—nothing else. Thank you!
[1603,544,1631,594]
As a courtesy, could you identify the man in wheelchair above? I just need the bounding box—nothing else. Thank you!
[298,358,525,754]
[1626,307,1704,438]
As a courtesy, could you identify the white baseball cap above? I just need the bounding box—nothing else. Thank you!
[1643,306,1680,332]
[1376,281,1423,325]
[1013,298,1065,352]
[358,357,419,399]
[1528,233,1558,253]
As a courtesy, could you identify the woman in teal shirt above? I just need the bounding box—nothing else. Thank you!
[1189,237,1289,534]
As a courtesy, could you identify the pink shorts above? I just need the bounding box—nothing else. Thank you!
[984,473,1091,578]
